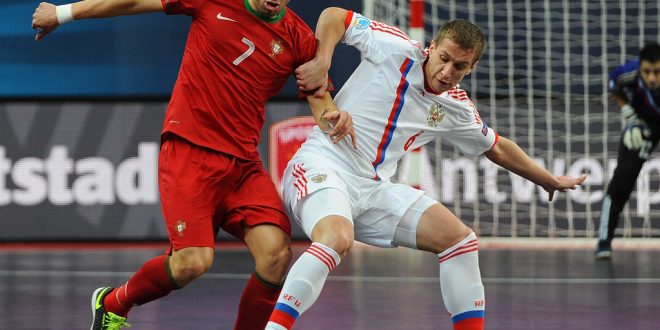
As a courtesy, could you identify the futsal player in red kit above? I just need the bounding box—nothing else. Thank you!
[32,0,356,329]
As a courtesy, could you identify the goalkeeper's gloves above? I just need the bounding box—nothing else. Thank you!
[621,104,651,151]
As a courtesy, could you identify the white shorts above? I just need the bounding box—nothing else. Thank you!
[282,160,435,248]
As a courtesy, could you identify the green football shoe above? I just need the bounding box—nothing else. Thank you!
[90,287,131,330]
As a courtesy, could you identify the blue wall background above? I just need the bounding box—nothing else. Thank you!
[1,0,361,98]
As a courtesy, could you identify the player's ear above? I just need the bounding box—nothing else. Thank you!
[429,40,436,51]
[468,61,479,74]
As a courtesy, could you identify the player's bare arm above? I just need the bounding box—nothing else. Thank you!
[32,0,163,41]
[306,93,358,148]
[296,7,348,97]
[484,136,587,201]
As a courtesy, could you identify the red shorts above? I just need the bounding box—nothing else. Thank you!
[159,134,291,251]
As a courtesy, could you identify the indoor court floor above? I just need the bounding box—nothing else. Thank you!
[1,239,659,330]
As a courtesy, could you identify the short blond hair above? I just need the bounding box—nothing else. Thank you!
[432,19,486,63]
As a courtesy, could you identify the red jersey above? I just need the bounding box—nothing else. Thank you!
[160,0,319,160]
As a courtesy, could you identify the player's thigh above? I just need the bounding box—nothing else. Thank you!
[415,202,472,254]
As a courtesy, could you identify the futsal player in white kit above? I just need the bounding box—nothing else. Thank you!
[266,8,587,330]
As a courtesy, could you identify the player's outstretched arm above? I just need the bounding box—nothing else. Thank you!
[32,0,163,41]
[484,136,586,201]
[296,7,349,97]
[306,93,358,148]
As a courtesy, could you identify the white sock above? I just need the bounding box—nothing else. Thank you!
[266,242,341,330]
[437,232,485,323]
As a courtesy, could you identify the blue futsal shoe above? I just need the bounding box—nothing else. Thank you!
[594,240,612,260]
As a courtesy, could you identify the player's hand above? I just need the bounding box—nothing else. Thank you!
[296,55,330,98]
[322,110,358,149]
[619,104,652,158]
[621,106,650,149]
[543,174,587,202]
[623,123,650,151]
[32,2,59,41]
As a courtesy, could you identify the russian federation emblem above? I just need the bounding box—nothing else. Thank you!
[427,102,445,127]
[311,173,327,183]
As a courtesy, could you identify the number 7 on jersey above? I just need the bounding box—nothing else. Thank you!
[233,37,255,65]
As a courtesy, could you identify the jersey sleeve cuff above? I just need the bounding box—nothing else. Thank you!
[345,10,354,29]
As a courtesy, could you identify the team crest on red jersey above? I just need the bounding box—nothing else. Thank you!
[270,39,285,57]
[176,220,186,237]
[427,102,445,127]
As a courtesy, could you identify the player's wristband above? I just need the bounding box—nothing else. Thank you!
[56,4,74,25]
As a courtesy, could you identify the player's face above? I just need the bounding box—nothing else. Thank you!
[640,60,660,91]
[249,0,290,18]
[424,38,477,93]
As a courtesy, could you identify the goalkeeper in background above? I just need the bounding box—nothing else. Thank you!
[596,42,660,259]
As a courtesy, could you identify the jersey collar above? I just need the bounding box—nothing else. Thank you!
[244,0,286,23]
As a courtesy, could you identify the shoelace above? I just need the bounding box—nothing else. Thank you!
[102,314,131,330]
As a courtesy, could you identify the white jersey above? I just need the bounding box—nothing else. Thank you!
[293,11,498,182]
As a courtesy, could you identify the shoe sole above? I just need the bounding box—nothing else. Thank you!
[90,287,106,330]
[595,251,612,260]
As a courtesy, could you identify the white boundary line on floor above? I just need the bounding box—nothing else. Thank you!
[1,270,660,284]
[476,237,660,250]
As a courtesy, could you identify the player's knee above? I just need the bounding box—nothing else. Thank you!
[178,264,209,284]
[312,217,354,258]
[435,225,473,254]
[171,250,213,285]
[255,245,293,280]
[317,232,353,258]
[331,234,354,258]
[271,245,293,272]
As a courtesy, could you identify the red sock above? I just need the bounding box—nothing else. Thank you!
[453,316,484,330]
[104,255,179,317]
[234,271,283,330]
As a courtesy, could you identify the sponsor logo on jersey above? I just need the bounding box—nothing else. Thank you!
[176,220,186,237]
[353,17,371,30]
[427,102,445,127]
[270,39,285,58]
[311,173,327,183]
[481,122,489,136]
[216,12,237,22]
